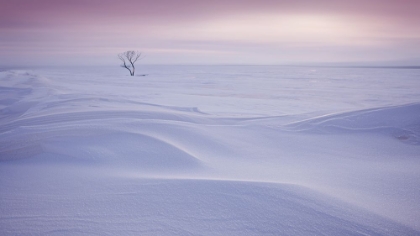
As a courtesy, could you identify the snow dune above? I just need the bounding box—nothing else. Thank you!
[286,103,420,143]
[1,67,420,235]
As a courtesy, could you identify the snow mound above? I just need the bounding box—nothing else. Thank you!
[0,70,222,170]
[0,112,216,173]
[0,166,417,236]
[285,103,420,145]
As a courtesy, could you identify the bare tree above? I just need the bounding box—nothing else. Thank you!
[118,51,141,76]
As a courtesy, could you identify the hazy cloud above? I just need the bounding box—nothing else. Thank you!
[1,0,419,65]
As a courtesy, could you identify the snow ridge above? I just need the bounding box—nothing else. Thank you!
[1,68,420,235]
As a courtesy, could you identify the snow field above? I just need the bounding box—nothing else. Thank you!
[1,66,420,235]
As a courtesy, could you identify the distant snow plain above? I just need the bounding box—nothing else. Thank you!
[1,66,420,235]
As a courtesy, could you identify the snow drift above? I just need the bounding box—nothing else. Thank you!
[1,67,420,235]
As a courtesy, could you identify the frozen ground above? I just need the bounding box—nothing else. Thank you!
[1,66,420,235]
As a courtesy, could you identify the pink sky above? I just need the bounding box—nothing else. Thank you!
[1,0,419,66]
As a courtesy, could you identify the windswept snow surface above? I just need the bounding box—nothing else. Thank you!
[1,66,420,235]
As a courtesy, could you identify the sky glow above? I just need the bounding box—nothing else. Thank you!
[0,0,419,66]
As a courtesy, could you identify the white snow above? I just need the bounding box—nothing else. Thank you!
[1,66,420,235]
